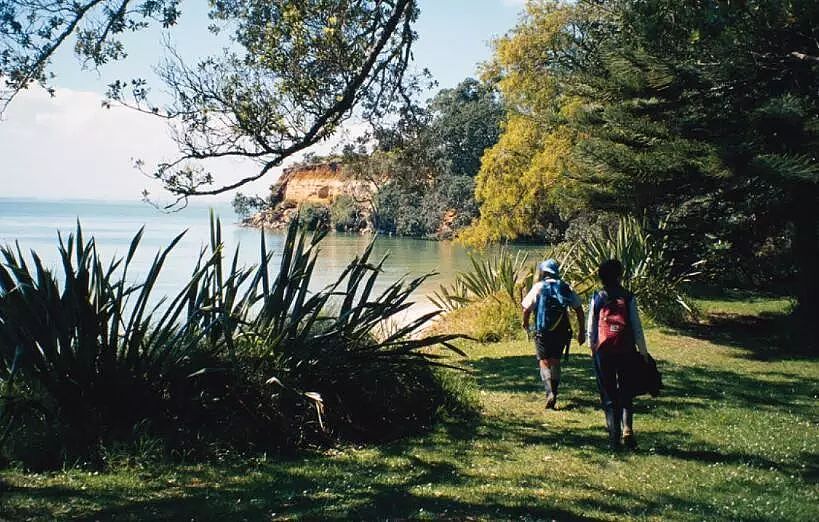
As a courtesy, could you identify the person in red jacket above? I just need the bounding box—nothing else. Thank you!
[586,259,651,449]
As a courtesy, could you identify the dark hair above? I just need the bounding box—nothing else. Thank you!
[598,259,623,288]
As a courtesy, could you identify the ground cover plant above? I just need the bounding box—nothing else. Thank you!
[0,295,815,520]
[551,216,705,325]
[0,217,466,469]
[430,248,531,312]
[429,248,533,342]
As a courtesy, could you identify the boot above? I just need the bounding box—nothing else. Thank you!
[548,379,560,410]
[605,409,621,449]
[622,408,637,449]
[540,367,556,410]
[545,390,556,410]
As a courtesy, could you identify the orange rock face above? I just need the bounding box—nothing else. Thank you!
[243,161,375,231]
[281,163,349,203]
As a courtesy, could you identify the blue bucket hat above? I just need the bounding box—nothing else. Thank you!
[539,258,560,278]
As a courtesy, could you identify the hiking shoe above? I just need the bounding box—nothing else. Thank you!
[608,434,622,451]
[545,393,557,410]
[622,429,637,450]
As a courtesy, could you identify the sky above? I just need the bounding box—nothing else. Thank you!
[0,0,526,202]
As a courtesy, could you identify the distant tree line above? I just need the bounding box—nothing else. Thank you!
[235,77,505,239]
[344,77,505,238]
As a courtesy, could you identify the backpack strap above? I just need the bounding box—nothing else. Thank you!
[592,290,605,315]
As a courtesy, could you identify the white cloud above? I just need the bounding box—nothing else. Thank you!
[0,87,375,203]
[2,88,161,200]
[0,87,292,202]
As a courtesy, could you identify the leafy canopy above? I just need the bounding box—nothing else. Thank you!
[345,77,503,238]
[467,0,819,345]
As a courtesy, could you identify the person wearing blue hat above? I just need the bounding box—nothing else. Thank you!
[522,258,586,410]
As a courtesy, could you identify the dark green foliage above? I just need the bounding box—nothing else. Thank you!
[552,216,703,325]
[299,202,330,231]
[0,217,466,468]
[232,192,267,219]
[329,195,364,232]
[0,222,234,465]
[373,181,427,236]
[543,1,819,346]
[427,78,505,178]
[349,77,503,238]
[419,175,479,239]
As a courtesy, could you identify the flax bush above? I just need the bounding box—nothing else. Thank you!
[0,216,467,469]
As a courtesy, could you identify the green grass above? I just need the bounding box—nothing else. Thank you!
[1,297,817,521]
[693,289,794,316]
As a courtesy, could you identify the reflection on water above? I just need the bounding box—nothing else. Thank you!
[0,199,544,320]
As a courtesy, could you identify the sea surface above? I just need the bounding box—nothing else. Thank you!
[0,198,543,322]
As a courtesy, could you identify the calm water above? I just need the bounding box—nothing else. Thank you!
[0,199,543,320]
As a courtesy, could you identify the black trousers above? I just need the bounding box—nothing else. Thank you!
[593,349,635,433]
[534,329,570,360]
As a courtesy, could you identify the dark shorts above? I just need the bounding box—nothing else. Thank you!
[534,330,571,360]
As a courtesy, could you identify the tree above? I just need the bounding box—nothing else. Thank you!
[1,0,420,205]
[346,77,503,237]
[473,0,819,347]
[232,192,266,219]
[428,77,504,178]
[0,1,182,109]
[562,1,819,346]
[462,1,598,245]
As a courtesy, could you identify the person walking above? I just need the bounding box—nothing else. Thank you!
[586,259,651,449]
[522,259,586,410]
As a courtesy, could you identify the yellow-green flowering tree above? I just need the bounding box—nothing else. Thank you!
[462,1,600,246]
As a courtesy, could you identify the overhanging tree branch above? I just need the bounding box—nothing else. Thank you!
[125,0,419,204]
[1,0,421,207]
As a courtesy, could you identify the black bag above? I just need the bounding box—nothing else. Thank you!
[628,352,662,398]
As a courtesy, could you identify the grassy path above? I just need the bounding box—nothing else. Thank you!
[1,297,817,521]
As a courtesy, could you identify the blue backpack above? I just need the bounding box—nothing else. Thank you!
[535,280,570,334]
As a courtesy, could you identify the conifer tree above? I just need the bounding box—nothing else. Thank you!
[565,0,818,348]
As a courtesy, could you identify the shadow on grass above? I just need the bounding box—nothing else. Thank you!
[469,347,817,418]
[469,351,602,409]
[658,359,817,416]
[27,417,812,522]
[4,325,816,520]
[665,307,813,361]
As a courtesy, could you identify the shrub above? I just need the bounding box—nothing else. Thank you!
[330,195,361,232]
[428,294,522,343]
[0,224,231,466]
[553,216,704,324]
[242,229,469,443]
[373,182,427,236]
[428,248,533,342]
[0,217,467,469]
[299,202,330,231]
[430,248,532,312]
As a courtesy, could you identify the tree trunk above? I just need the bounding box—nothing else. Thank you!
[791,188,819,353]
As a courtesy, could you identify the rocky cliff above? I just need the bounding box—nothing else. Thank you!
[279,162,349,203]
[244,161,372,231]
